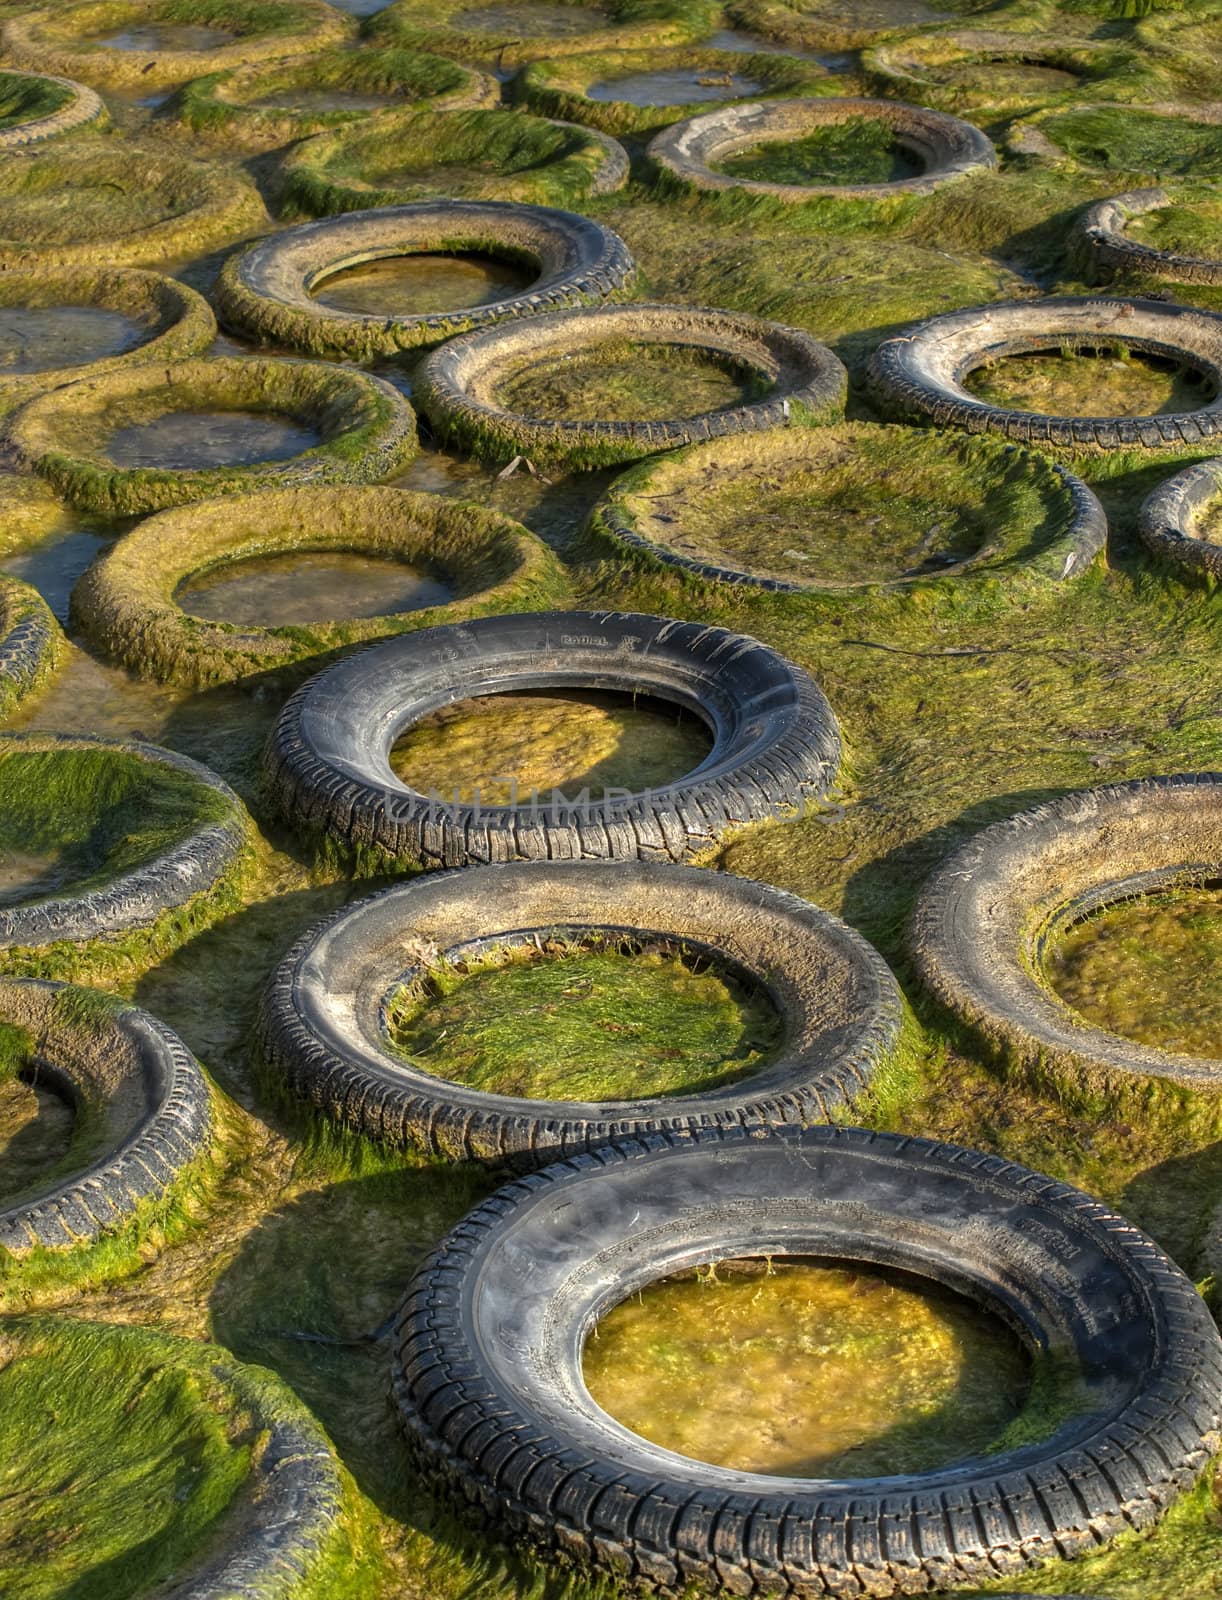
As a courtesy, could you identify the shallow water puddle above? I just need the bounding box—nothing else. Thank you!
[390,687,712,802]
[0,1077,74,1207]
[496,345,757,422]
[452,2,609,35]
[719,118,922,185]
[1047,886,1222,1059]
[584,1257,1030,1477]
[312,252,533,316]
[105,410,320,470]
[92,23,236,50]
[706,27,852,67]
[587,67,764,106]
[0,847,67,909]
[253,87,401,115]
[388,942,783,1100]
[1129,203,1222,261]
[178,551,452,626]
[965,350,1213,417]
[0,307,145,375]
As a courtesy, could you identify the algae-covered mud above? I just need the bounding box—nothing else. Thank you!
[965,348,1213,418]
[584,1256,1037,1477]
[1047,887,1222,1060]
[493,342,761,421]
[718,117,922,185]
[178,550,452,626]
[387,937,783,1099]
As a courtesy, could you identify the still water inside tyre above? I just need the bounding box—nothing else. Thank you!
[386,936,783,1099]
[1046,886,1222,1059]
[583,1256,1038,1476]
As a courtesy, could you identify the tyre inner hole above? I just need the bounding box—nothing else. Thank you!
[962,345,1217,417]
[388,687,714,803]
[90,23,237,49]
[104,409,322,470]
[1128,202,1222,262]
[384,929,785,1101]
[489,341,770,422]
[928,57,1078,93]
[310,252,536,317]
[176,551,453,627]
[0,1070,75,1209]
[0,305,148,375]
[582,1254,1062,1479]
[713,117,924,186]
[586,68,765,107]
[1044,883,1222,1060]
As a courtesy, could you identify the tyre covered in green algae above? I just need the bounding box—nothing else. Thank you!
[0,575,61,725]
[0,67,105,149]
[6,355,419,515]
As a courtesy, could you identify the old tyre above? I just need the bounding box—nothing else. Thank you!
[6,356,418,516]
[0,731,250,974]
[414,302,847,471]
[586,422,1107,592]
[647,96,996,202]
[278,107,628,219]
[72,486,568,688]
[367,0,719,67]
[910,774,1222,1093]
[0,1316,362,1596]
[216,201,636,361]
[264,609,842,871]
[0,67,104,149]
[0,979,211,1256]
[2,0,353,92]
[259,860,903,1164]
[1077,186,1222,287]
[172,45,498,151]
[0,266,216,411]
[1138,456,1222,581]
[862,29,1133,114]
[867,296,1222,452]
[0,139,266,270]
[0,576,61,723]
[392,1123,1222,1596]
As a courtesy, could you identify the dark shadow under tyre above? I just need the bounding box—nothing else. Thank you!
[910,774,1222,1094]
[264,610,842,871]
[0,978,211,1256]
[216,201,636,361]
[867,296,1222,452]
[259,860,903,1164]
[1138,456,1222,580]
[392,1123,1222,1596]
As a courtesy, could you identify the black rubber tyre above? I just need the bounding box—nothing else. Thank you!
[910,773,1222,1093]
[392,1123,1222,1597]
[264,610,842,871]
[1138,456,1222,580]
[215,201,636,361]
[259,860,903,1164]
[647,96,996,202]
[867,296,1222,452]
[0,68,104,149]
[0,732,250,961]
[414,302,847,471]
[1077,186,1222,287]
[0,575,61,723]
[0,978,211,1256]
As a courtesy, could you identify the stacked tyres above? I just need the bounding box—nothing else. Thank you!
[258,861,904,1164]
[263,610,842,870]
[392,1124,1222,1597]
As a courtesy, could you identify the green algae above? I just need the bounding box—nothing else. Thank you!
[0,71,73,131]
[492,340,765,422]
[717,115,922,186]
[583,1256,1039,1477]
[387,937,784,1100]
[1038,106,1222,177]
[964,347,1214,417]
[389,687,712,803]
[1127,197,1222,260]
[1047,886,1222,1058]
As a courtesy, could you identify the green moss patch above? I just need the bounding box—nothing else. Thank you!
[7,356,418,515]
[718,115,922,186]
[514,44,833,135]
[386,934,784,1100]
[964,345,1216,417]
[278,106,625,217]
[1025,105,1222,177]
[0,69,73,130]
[173,44,496,150]
[0,140,266,270]
[367,0,719,66]
[725,0,995,52]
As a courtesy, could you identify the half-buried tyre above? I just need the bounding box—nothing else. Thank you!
[0,732,251,978]
[867,296,1222,452]
[647,96,996,203]
[1075,187,1222,288]
[1138,456,1222,581]
[392,1123,1222,1596]
[71,485,568,688]
[6,355,418,515]
[264,610,842,871]
[215,201,636,361]
[414,302,847,472]
[910,774,1222,1095]
[0,979,211,1257]
[259,860,903,1164]
[0,575,61,723]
